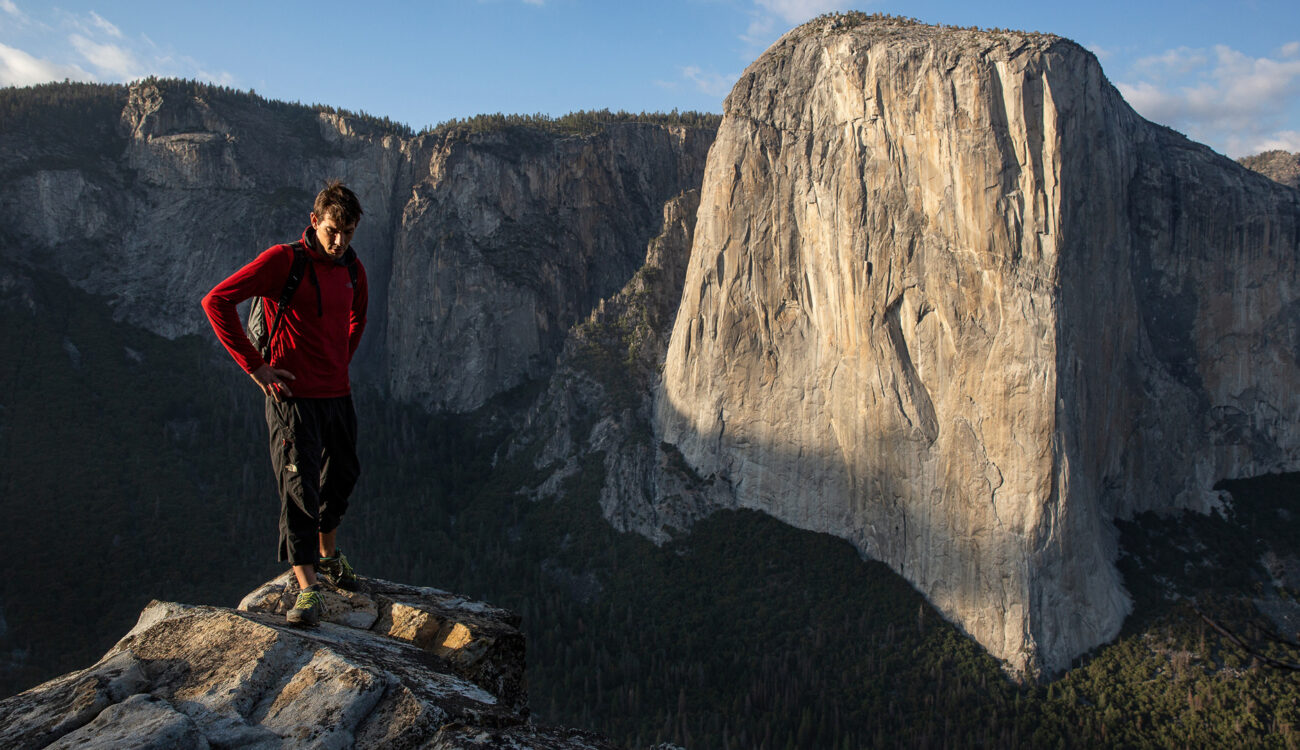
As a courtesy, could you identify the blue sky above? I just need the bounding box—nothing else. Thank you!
[2,0,1298,157]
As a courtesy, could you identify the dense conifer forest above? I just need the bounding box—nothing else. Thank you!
[2,268,1299,748]
[425,109,722,140]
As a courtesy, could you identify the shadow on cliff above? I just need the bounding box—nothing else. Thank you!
[645,388,1061,673]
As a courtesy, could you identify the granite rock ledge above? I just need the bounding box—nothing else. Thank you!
[0,575,617,749]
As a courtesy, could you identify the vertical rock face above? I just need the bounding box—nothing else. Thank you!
[0,80,713,411]
[4,80,411,353]
[517,189,721,539]
[388,125,711,411]
[656,15,1300,676]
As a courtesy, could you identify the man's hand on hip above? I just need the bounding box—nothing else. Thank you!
[252,364,296,401]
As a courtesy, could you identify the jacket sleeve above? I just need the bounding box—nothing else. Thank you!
[348,259,369,361]
[201,246,292,374]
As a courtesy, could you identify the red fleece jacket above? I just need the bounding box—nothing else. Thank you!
[202,228,368,398]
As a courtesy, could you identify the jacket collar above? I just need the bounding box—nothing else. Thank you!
[301,226,354,265]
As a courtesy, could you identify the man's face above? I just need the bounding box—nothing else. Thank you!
[311,211,357,260]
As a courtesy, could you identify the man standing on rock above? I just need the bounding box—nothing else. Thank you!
[202,180,368,627]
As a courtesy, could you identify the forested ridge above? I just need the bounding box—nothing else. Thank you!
[2,268,1298,748]
[0,79,721,148]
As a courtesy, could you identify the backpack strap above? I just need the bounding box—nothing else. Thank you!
[265,241,308,354]
[343,247,359,287]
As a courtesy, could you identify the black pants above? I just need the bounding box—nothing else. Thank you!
[265,395,360,566]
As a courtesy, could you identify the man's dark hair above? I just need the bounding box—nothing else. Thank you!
[314,180,363,225]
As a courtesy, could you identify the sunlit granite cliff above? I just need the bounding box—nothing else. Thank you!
[654,14,1300,677]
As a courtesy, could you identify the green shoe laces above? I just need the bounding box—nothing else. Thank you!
[294,590,321,609]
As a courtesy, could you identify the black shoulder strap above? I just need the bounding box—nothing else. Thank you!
[342,247,359,287]
[266,241,308,349]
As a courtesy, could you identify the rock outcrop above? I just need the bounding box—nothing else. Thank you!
[1240,150,1300,190]
[654,14,1300,677]
[0,575,617,749]
[520,189,721,538]
[387,125,712,411]
[0,81,714,412]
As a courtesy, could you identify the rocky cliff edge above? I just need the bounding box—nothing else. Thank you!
[0,575,617,749]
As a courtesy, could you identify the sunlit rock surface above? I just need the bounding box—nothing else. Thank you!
[0,576,617,749]
[1240,150,1300,190]
[655,15,1300,677]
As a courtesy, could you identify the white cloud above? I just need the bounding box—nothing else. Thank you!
[1237,129,1300,154]
[683,65,737,97]
[88,11,123,39]
[740,0,854,55]
[0,42,93,86]
[1281,41,1300,58]
[1117,43,1300,157]
[754,0,853,25]
[741,15,778,48]
[0,7,234,88]
[69,33,142,79]
[0,0,40,31]
[1085,44,1113,62]
[195,67,237,87]
[1130,46,1209,79]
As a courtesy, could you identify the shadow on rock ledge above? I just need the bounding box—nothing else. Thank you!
[0,574,618,749]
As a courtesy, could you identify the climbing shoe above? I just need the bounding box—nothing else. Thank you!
[317,551,359,591]
[286,584,323,627]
